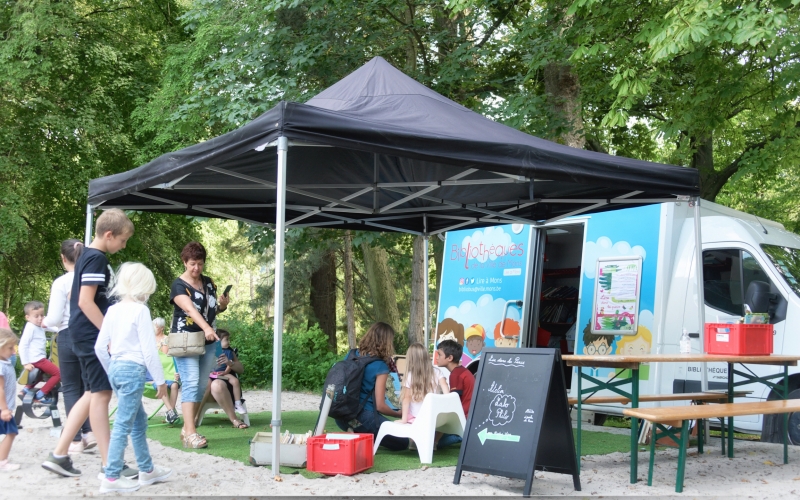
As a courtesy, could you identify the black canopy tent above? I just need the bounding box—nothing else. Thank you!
[86,57,701,475]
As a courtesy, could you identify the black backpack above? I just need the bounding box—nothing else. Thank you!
[320,349,380,421]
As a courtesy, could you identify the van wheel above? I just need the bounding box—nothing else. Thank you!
[593,413,608,426]
[762,386,800,444]
[788,389,800,445]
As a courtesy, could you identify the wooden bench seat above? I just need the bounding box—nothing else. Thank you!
[568,391,747,406]
[623,399,800,492]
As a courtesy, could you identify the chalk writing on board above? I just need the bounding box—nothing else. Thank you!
[523,408,535,423]
[487,354,526,368]
[489,394,516,426]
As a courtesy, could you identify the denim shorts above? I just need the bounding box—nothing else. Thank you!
[173,343,217,403]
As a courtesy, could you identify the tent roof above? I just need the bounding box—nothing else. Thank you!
[88,57,699,234]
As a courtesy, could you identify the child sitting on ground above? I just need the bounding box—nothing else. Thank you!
[0,328,20,471]
[434,339,475,448]
[94,263,172,493]
[19,301,60,404]
[209,329,246,414]
[400,342,448,424]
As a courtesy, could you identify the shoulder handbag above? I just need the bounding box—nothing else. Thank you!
[168,277,212,357]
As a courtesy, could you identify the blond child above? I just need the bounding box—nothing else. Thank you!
[400,343,448,424]
[94,263,172,493]
[0,328,20,471]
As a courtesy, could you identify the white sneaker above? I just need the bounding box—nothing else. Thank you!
[68,440,85,455]
[138,465,172,486]
[234,400,246,414]
[82,432,97,452]
[99,475,140,493]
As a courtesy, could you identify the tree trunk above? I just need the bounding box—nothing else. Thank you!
[309,249,337,352]
[343,231,357,349]
[407,235,426,346]
[544,62,584,149]
[404,5,417,73]
[431,235,444,304]
[361,241,401,333]
[692,133,720,201]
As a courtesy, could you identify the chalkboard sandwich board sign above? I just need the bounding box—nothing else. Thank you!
[454,348,580,496]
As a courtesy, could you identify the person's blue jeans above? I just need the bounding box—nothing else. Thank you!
[336,409,409,451]
[106,360,153,479]
[437,433,462,449]
[173,343,217,403]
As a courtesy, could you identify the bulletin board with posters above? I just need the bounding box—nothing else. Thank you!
[434,224,535,369]
[591,255,642,335]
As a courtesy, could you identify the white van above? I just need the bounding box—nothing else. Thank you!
[524,200,800,440]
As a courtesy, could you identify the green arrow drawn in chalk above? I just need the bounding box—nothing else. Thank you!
[478,428,521,445]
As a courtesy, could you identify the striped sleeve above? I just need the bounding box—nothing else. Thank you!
[80,254,108,285]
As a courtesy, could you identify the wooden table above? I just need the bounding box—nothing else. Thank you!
[562,353,800,483]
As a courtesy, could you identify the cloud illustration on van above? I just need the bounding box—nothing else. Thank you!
[583,237,646,280]
[460,226,514,263]
[443,294,520,337]
[638,309,654,330]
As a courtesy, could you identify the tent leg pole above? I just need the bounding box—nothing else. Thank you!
[272,136,289,477]
[84,204,94,245]
[423,234,429,349]
[423,215,429,349]
[693,197,707,393]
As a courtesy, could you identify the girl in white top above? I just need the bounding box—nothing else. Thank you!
[43,239,95,454]
[400,342,448,424]
[94,263,172,493]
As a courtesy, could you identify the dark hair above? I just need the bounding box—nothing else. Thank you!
[180,241,207,263]
[437,339,462,362]
[61,239,84,264]
[217,329,230,340]
[24,301,44,315]
[358,322,396,364]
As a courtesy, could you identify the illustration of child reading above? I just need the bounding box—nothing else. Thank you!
[433,318,464,366]
[463,324,486,366]
[582,322,615,356]
[614,326,653,380]
[493,318,520,348]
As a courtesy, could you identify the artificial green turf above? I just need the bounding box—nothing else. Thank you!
[146,410,632,478]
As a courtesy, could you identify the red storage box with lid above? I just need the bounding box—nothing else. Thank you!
[307,433,373,475]
[704,323,773,355]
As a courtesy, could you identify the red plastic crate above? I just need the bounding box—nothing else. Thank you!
[704,323,773,355]
[306,433,373,475]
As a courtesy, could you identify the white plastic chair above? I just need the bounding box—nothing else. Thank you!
[373,392,466,464]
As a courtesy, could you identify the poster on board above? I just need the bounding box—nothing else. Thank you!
[591,255,642,335]
[434,225,534,369]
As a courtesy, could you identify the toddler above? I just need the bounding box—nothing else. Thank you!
[400,342,448,424]
[19,301,61,404]
[94,263,172,493]
[209,329,246,414]
[0,328,20,471]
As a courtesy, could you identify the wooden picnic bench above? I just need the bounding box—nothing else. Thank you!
[624,399,800,492]
[567,391,743,406]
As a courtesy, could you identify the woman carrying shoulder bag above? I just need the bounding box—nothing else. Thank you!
[169,242,229,449]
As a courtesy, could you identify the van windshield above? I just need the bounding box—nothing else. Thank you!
[761,244,800,297]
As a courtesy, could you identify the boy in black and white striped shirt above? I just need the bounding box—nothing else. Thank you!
[43,209,134,478]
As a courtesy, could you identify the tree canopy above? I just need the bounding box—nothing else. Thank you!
[2,0,799,353]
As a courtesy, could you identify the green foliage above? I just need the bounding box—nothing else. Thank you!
[220,316,338,392]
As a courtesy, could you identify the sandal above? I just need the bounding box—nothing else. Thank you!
[0,459,20,471]
[232,419,249,429]
[182,432,208,449]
